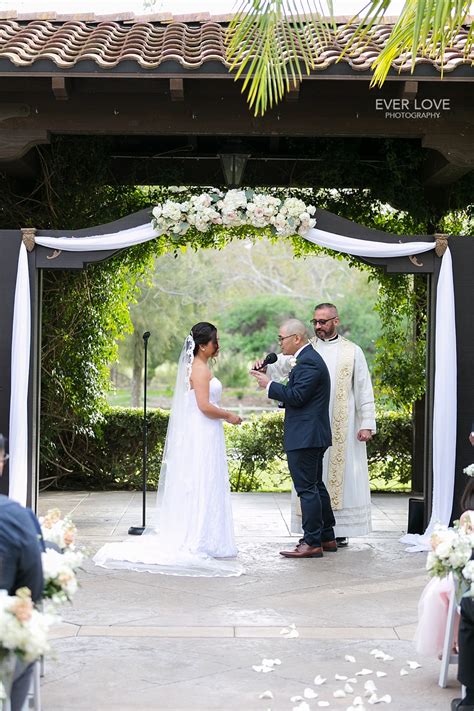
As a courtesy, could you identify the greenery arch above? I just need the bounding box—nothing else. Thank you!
[1,136,470,488]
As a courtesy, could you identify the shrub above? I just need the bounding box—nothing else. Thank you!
[40,407,412,492]
[225,411,287,491]
[40,407,169,490]
[367,409,413,486]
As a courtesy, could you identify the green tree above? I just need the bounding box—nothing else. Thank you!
[218,294,308,358]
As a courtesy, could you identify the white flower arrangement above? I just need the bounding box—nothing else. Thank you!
[426,512,474,598]
[463,463,474,477]
[152,189,316,239]
[0,588,53,663]
[42,548,85,606]
[39,508,77,551]
[288,356,298,371]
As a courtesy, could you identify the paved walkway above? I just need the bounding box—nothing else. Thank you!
[38,492,456,710]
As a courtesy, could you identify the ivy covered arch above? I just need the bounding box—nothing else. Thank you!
[1,190,467,551]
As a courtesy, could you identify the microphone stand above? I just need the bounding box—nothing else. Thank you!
[129,331,151,535]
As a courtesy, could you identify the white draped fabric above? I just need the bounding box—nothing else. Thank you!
[9,222,456,552]
[8,244,31,504]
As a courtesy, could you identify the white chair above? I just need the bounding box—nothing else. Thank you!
[23,660,41,710]
[439,580,460,688]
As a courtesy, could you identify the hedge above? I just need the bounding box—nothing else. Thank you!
[40,407,412,491]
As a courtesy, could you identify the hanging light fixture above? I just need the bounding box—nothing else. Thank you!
[218,152,250,188]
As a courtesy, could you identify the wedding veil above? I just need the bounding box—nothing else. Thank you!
[151,334,195,530]
[94,332,244,577]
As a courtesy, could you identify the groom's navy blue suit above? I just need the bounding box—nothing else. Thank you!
[268,343,335,547]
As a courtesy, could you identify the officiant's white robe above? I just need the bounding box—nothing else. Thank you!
[267,335,376,537]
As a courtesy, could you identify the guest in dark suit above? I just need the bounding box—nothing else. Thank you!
[0,433,44,711]
[251,319,336,558]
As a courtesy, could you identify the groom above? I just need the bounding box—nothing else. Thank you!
[251,319,336,558]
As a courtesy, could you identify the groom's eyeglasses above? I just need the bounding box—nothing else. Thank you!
[278,334,297,343]
[310,317,337,326]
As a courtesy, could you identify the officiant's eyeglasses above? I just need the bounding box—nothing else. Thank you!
[278,334,297,343]
[310,317,337,326]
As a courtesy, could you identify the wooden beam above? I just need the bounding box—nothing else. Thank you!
[170,77,184,102]
[400,80,418,101]
[0,103,30,121]
[423,134,474,186]
[52,77,70,100]
[0,129,49,162]
[285,80,300,102]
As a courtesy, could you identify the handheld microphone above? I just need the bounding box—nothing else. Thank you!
[143,331,151,341]
[254,352,278,371]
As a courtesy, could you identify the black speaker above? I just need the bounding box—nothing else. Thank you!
[407,497,425,534]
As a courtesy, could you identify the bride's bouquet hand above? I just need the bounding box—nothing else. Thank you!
[226,412,242,426]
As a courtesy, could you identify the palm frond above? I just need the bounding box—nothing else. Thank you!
[335,0,473,88]
[226,0,474,114]
[226,0,333,116]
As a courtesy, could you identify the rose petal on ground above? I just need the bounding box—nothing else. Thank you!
[335,674,348,680]
[345,655,357,663]
[333,689,347,698]
[253,666,264,672]
[259,690,274,699]
[262,658,275,667]
[348,677,357,683]
[290,696,304,703]
[400,669,409,676]
[280,627,290,635]
[407,660,421,670]
[381,654,394,661]
[379,695,392,703]
[364,680,377,693]
[356,669,373,676]
[317,703,330,708]
[367,693,379,705]
[286,629,300,638]
[313,675,327,686]
[273,659,282,665]
[304,688,318,699]
[261,667,274,673]
[353,698,364,707]
[376,672,387,678]
[293,702,310,711]
[344,683,354,693]
[370,649,382,656]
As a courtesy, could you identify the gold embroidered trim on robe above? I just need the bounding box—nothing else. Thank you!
[326,337,355,510]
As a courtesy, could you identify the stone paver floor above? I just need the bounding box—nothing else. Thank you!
[38,492,457,710]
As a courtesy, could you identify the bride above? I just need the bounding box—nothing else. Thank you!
[93,322,244,577]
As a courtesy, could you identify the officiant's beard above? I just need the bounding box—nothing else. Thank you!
[315,324,337,340]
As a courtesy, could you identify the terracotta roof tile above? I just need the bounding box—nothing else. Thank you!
[0,15,471,73]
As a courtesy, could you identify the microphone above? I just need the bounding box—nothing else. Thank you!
[254,352,278,371]
[143,331,151,341]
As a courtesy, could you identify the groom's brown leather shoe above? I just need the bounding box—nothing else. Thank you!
[322,540,338,552]
[280,543,323,558]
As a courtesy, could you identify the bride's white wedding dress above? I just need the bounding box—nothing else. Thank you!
[93,371,243,577]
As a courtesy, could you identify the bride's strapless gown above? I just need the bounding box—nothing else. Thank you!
[93,378,244,577]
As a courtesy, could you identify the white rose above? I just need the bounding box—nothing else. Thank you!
[435,541,454,559]
[462,560,474,581]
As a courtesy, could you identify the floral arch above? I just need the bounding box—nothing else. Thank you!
[9,189,455,550]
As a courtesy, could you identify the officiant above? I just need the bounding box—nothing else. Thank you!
[264,303,376,546]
